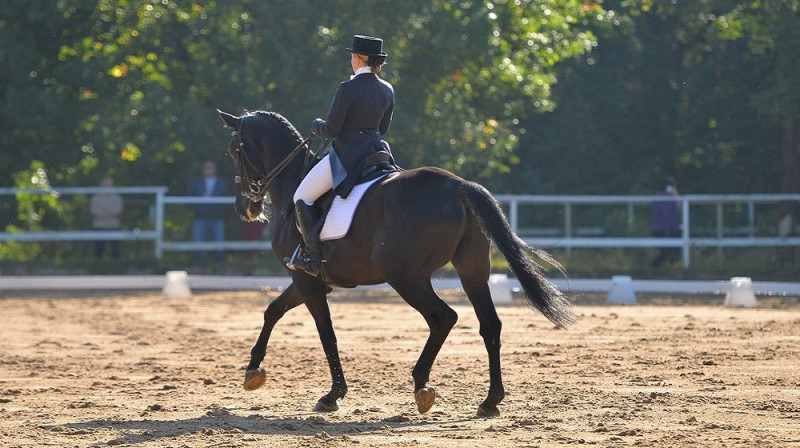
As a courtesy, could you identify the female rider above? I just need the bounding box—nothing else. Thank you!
[287,35,395,276]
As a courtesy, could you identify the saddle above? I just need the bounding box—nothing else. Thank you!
[357,150,399,183]
[312,150,400,241]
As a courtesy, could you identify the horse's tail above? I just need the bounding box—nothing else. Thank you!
[460,181,577,328]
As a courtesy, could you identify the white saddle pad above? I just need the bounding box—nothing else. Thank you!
[320,175,388,241]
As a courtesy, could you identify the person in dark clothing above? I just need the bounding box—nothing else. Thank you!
[650,177,681,267]
[90,177,123,258]
[188,160,230,262]
[287,35,395,276]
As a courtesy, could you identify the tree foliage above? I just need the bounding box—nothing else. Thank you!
[1,0,798,240]
[712,0,800,199]
[515,0,798,198]
[0,0,607,195]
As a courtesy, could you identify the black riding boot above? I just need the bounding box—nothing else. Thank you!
[286,200,323,276]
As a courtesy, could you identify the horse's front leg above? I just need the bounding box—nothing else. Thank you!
[244,284,304,391]
[301,281,347,412]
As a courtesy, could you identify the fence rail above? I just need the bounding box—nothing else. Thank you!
[2,187,798,266]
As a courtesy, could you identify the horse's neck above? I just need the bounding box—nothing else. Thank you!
[268,185,293,220]
[265,158,304,222]
[267,176,302,251]
[253,113,305,224]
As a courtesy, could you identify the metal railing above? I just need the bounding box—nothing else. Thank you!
[2,187,799,266]
[0,187,167,258]
[497,194,800,267]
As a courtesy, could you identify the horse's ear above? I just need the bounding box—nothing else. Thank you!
[217,109,239,130]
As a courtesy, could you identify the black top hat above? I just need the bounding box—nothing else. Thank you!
[346,35,387,58]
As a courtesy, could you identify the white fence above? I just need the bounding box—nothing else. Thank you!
[2,274,799,300]
[1,187,799,267]
[496,194,800,267]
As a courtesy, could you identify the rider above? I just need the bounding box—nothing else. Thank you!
[287,34,395,276]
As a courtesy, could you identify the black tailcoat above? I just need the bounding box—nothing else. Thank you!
[313,72,394,198]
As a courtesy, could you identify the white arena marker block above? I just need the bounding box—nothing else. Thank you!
[489,273,513,304]
[606,275,637,304]
[162,270,192,300]
[724,277,757,308]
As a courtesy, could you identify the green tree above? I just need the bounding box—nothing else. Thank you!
[0,2,100,183]
[1,0,608,217]
[1,0,609,263]
[392,0,609,182]
[710,0,800,231]
[515,0,788,195]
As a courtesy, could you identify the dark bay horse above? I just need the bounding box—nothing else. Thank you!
[217,109,576,417]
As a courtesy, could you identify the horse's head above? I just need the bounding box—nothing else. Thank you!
[218,110,268,222]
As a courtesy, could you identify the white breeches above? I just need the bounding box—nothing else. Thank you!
[293,154,334,205]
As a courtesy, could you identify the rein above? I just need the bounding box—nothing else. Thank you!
[234,122,313,203]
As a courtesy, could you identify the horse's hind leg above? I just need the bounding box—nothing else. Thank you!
[244,284,305,391]
[460,275,505,417]
[387,277,458,414]
[453,236,505,417]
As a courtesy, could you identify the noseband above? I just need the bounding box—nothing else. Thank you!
[232,119,313,203]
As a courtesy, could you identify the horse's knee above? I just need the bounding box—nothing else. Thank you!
[264,301,289,322]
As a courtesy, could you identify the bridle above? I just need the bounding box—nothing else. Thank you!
[230,118,313,203]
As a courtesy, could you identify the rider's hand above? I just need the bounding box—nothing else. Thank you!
[311,118,325,135]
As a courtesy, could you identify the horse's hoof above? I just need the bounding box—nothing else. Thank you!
[476,403,501,418]
[243,368,267,391]
[414,387,436,414]
[313,398,340,412]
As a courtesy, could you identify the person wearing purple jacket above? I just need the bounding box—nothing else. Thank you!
[650,177,682,267]
[287,35,395,276]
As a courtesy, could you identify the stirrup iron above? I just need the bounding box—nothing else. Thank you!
[284,243,322,277]
[284,244,302,269]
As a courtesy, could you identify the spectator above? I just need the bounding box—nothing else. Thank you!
[90,177,123,258]
[240,220,268,259]
[188,160,230,262]
[650,177,681,267]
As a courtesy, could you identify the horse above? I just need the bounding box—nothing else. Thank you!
[217,109,576,417]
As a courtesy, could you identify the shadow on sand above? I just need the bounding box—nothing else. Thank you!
[45,408,478,445]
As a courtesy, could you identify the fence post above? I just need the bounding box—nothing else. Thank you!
[564,202,572,259]
[154,188,165,260]
[716,202,725,262]
[508,197,518,234]
[682,197,691,268]
[627,202,635,233]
